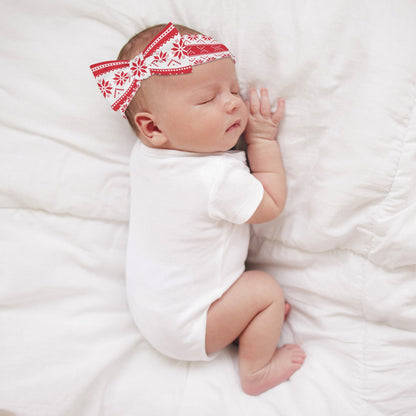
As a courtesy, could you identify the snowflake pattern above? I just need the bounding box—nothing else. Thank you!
[91,23,234,117]
[98,79,112,98]
[152,51,168,65]
[171,39,188,59]
[130,56,150,79]
[113,71,130,86]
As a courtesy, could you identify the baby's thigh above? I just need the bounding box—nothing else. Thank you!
[205,270,285,353]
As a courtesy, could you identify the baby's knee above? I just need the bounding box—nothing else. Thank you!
[244,270,284,304]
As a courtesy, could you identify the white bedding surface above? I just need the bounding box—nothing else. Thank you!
[1,0,415,415]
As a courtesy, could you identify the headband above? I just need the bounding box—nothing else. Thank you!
[90,22,235,117]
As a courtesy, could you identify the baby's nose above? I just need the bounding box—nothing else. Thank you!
[225,94,241,112]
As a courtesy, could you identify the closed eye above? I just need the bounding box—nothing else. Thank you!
[198,96,215,105]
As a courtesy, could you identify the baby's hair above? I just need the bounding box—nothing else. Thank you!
[118,23,201,132]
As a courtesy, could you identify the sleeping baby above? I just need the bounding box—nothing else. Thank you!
[90,22,305,395]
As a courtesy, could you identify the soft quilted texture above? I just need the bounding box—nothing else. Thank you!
[1,0,415,415]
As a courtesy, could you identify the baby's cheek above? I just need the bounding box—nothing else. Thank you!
[241,109,249,130]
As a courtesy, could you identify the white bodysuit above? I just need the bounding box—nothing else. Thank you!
[126,142,263,361]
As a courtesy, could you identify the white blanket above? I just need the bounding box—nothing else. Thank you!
[1,0,415,415]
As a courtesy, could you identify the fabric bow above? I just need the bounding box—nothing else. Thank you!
[90,22,235,117]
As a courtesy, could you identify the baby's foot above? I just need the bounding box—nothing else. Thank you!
[241,344,305,396]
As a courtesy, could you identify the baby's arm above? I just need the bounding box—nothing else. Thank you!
[245,88,286,224]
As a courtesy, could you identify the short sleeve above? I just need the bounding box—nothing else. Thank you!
[208,154,264,224]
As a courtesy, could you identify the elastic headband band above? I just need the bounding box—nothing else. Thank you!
[90,22,235,117]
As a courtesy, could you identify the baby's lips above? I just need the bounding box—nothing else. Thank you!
[226,120,240,132]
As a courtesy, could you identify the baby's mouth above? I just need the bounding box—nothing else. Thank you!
[226,120,240,132]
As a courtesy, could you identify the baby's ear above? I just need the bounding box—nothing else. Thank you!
[134,112,168,147]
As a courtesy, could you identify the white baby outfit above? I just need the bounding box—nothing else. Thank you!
[126,142,263,361]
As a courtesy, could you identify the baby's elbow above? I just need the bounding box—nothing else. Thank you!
[266,200,285,222]
[247,197,285,224]
[275,197,286,218]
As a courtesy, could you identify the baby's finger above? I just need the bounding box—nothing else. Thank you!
[249,87,260,115]
[271,98,285,124]
[260,87,271,117]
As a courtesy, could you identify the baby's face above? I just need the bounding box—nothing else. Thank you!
[145,58,248,153]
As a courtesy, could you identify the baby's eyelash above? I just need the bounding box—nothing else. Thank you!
[198,96,215,105]
[197,89,240,104]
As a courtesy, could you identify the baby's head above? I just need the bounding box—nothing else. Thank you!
[117,24,200,133]
[91,23,248,153]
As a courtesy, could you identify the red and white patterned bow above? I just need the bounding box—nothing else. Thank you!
[90,22,235,117]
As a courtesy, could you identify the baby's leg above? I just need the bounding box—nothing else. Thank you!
[206,270,305,395]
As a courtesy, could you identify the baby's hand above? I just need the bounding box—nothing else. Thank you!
[244,87,285,145]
